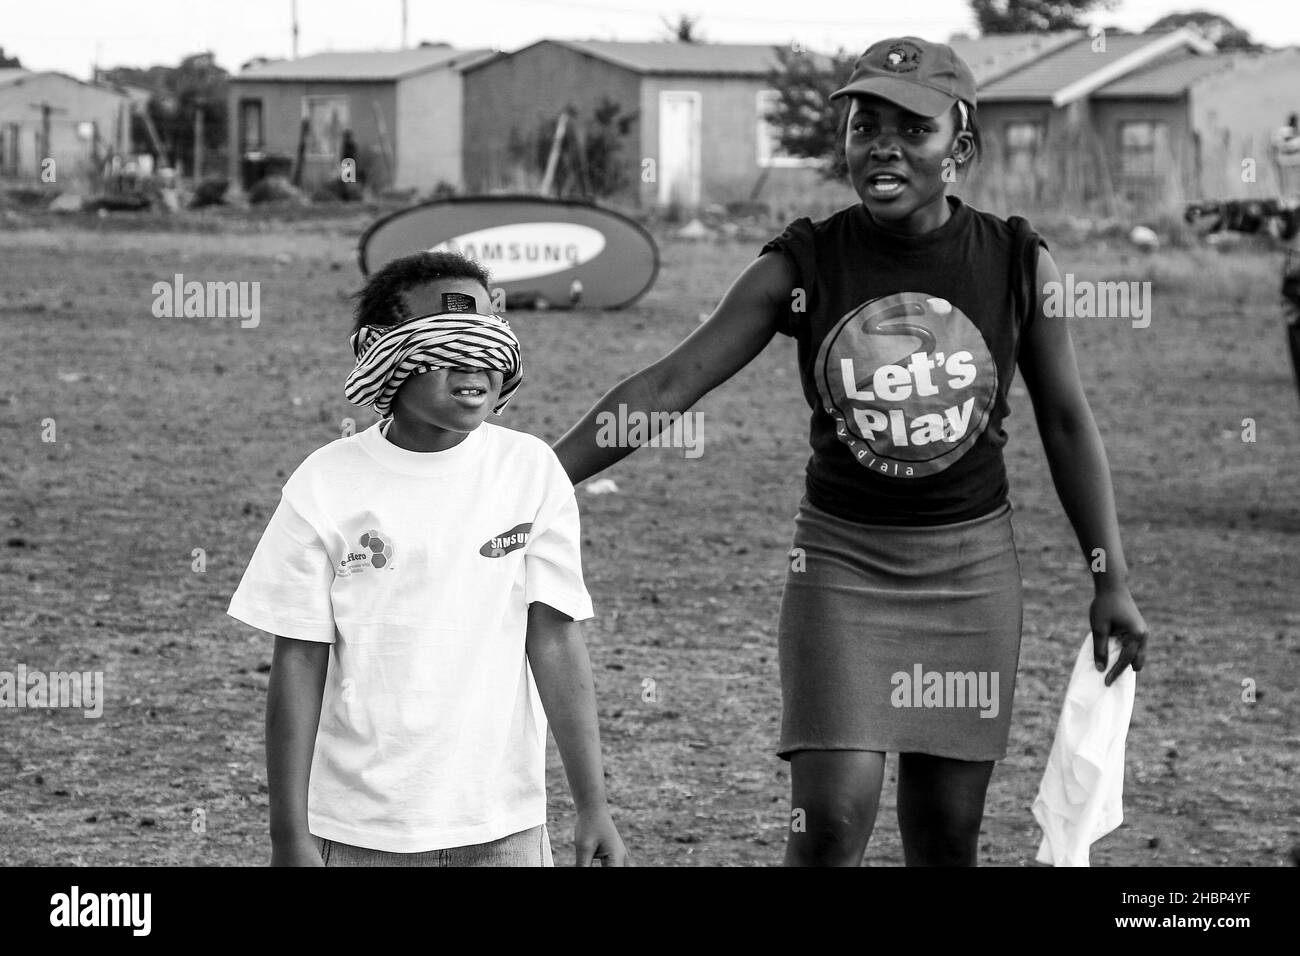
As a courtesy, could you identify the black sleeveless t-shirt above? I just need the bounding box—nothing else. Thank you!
[760,195,1046,526]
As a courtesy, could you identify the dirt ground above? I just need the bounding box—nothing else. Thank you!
[0,206,1296,866]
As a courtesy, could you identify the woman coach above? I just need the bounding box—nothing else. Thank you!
[553,36,1148,866]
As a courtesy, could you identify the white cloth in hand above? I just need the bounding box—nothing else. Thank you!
[1032,632,1137,866]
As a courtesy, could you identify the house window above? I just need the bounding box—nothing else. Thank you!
[1119,121,1168,180]
[302,96,350,160]
[238,99,264,152]
[756,89,817,168]
[1004,121,1043,178]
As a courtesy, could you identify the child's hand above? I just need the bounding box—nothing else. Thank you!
[270,835,326,867]
[574,808,630,867]
[1090,587,1149,687]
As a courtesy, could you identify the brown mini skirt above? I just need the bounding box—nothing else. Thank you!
[777,496,1023,762]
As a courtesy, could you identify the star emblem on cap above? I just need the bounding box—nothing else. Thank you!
[881,41,922,72]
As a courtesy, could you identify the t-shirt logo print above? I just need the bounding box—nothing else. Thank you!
[814,292,998,478]
[479,522,532,558]
[339,528,395,575]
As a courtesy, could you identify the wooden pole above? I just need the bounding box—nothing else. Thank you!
[39,104,51,166]
[570,116,590,198]
[292,116,308,187]
[371,100,394,188]
[91,119,101,188]
[28,101,67,176]
[540,111,568,197]
[137,102,168,167]
[193,106,204,180]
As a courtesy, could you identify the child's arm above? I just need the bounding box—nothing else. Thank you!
[1018,247,1150,686]
[525,601,629,867]
[266,635,330,866]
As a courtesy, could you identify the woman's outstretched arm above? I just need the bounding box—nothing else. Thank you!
[552,252,796,484]
[1018,246,1149,685]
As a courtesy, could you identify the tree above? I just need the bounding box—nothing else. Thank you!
[970,0,1118,33]
[0,46,21,68]
[764,46,857,179]
[512,98,638,200]
[1146,11,1263,51]
[101,52,229,173]
[583,98,638,198]
[662,13,703,43]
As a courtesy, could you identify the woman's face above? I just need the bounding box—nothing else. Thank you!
[845,94,971,231]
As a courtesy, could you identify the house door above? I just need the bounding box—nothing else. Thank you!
[658,90,701,209]
[301,95,350,191]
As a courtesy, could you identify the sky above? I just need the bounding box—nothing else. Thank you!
[3,0,1299,78]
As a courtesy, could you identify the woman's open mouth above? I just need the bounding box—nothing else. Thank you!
[866,172,907,199]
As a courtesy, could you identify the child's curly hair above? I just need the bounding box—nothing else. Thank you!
[353,251,492,333]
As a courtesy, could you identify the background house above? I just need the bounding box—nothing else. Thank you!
[226,45,491,194]
[461,39,855,215]
[0,70,133,181]
[1105,46,1300,199]
[959,28,1300,211]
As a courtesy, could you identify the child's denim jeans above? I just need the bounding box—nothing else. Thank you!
[312,825,553,867]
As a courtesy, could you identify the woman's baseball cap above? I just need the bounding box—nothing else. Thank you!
[831,37,977,116]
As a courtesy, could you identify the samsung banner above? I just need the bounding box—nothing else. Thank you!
[358,197,660,310]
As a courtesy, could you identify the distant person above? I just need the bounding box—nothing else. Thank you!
[340,128,366,189]
[1271,111,1300,194]
[554,36,1148,866]
[228,251,628,867]
[1269,114,1300,400]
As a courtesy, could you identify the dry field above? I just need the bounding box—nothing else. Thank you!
[1,206,1296,866]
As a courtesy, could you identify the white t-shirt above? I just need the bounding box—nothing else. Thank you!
[227,420,593,852]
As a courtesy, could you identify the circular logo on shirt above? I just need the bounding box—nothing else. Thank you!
[814,292,998,478]
[339,528,395,575]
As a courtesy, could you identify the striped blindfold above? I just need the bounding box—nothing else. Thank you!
[344,288,522,417]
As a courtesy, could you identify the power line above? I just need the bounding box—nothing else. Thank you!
[490,0,956,26]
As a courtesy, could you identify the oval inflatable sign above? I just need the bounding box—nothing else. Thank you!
[358,196,659,310]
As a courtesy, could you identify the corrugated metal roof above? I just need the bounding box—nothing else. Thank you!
[0,69,131,98]
[544,39,827,75]
[948,31,1083,85]
[1091,52,1235,97]
[981,32,1182,100]
[234,47,493,82]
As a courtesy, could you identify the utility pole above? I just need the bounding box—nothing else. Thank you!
[401,0,408,49]
[292,0,299,59]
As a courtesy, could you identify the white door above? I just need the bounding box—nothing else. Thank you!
[658,90,701,209]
